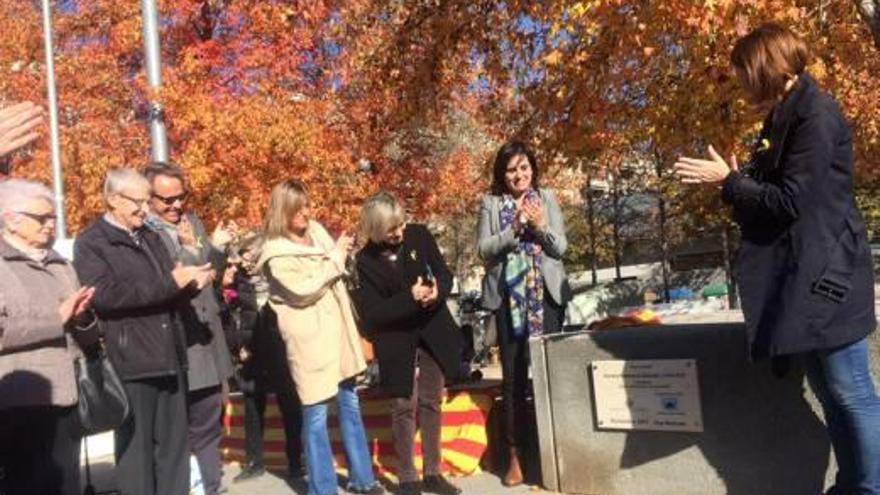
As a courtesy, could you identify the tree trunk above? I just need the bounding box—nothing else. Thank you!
[721,226,738,310]
[612,172,622,281]
[654,152,671,302]
[586,179,599,286]
[658,195,671,303]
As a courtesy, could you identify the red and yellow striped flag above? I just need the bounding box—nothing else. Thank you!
[221,386,500,482]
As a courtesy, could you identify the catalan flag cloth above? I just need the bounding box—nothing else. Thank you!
[221,386,499,482]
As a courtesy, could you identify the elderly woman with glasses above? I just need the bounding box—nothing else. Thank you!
[0,179,97,495]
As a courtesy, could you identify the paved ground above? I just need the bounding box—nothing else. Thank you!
[82,458,558,495]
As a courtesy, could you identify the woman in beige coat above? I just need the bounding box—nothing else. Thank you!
[257,179,382,495]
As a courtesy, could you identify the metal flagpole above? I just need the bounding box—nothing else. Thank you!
[40,0,67,240]
[141,0,168,162]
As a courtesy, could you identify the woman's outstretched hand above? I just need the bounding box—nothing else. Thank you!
[674,145,738,185]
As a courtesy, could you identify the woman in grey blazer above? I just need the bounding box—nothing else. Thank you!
[476,140,568,486]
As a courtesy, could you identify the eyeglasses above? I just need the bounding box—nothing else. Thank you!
[117,193,151,207]
[16,211,57,225]
[151,191,189,206]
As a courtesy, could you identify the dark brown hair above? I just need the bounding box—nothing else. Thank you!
[490,140,540,196]
[730,23,810,106]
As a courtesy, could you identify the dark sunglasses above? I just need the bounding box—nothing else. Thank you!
[151,191,189,206]
[16,211,57,225]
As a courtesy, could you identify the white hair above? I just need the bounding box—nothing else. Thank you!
[0,179,54,228]
[103,168,150,202]
[359,191,406,243]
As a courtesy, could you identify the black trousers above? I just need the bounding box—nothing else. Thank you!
[243,379,303,472]
[242,304,303,474]
[187,385,223,495]
[495,294,564,449]
[0,405,81,495]
[115,375,189,495]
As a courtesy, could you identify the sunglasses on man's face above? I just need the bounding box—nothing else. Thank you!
[16,211,57,226]
[152,191,189,206]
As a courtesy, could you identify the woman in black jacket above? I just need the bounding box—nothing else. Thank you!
[354,192,462,495]
[675,24,880,495]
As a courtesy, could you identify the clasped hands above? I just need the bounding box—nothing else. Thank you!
[171,262,215,290]
[411,276,439,309]
[513,197,546,234]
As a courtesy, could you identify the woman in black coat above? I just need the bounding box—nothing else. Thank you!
[675,24,880,495]
[354,191,463,495]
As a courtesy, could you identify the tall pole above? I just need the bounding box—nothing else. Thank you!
[141,0,168,162]
[40,0,67,240]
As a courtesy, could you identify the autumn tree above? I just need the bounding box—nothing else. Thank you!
[3,0,879,263]
[1,0,381,233]
[342,0,880,270]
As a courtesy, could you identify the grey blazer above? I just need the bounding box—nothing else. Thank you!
[477,188,568,311]
[150,212,234,392]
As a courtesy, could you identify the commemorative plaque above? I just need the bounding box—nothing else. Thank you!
[591,359,703,432]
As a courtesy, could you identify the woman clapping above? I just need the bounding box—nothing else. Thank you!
[257,180,382,495]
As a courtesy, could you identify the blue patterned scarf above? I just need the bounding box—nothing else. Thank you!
[500,190,544,338]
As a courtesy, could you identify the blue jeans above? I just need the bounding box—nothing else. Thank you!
[302,378,377,495]
[804,337,880,495]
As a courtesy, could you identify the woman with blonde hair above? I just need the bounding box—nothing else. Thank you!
[257,180,383,495]
[675,24,880,494]
[354,191,463,495]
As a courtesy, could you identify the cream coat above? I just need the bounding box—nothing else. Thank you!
[257,221,366,405]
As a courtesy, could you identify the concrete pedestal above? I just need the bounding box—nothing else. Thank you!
[530,324,837,495]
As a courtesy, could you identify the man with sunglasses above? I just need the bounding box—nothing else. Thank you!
[142,161,235,495]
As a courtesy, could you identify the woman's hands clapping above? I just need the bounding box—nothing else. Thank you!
[674,145,739,185]
[59,286,96,326]
[521,198,546,231]
[411,276,439,309]
[512,195,545,233]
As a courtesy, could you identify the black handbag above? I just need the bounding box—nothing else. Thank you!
[74,345,130,435]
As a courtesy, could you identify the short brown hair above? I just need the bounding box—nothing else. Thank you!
[263,179,308,239]
[730,23,810,106]
[142,161,188,189]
